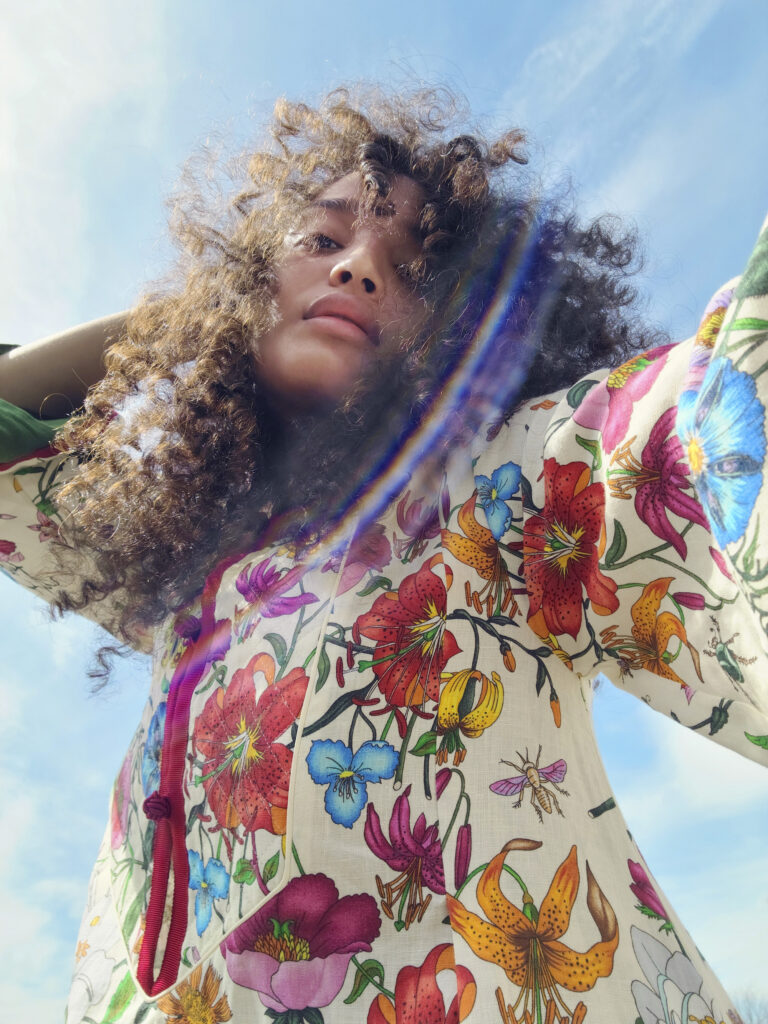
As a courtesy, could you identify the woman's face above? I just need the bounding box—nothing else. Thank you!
[255,173,428,413]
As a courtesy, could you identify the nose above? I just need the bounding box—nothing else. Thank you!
[329,239,385,297]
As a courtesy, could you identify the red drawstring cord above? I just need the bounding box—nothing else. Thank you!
[137,555,239,995]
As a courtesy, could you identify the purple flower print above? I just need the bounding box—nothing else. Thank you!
[27,508,60,542]
[611,406,709,559]
[365,785,445,930]
[573,344,675,453]
[234,556,318,641]
[221,873,380,1012]
[628,859,668,922]
[322,520,392,594]
[394,488,450,562]
[454,824,472,890]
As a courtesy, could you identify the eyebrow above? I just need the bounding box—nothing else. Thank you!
[308,197,422,244]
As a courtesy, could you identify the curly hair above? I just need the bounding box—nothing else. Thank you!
[53,86,662,644]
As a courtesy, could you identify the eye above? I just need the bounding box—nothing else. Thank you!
[299,232,342,253]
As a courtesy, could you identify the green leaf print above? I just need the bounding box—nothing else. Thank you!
[575,433,602,470]
[343,957,386,1004]
[566,378,599,409]
[409,732,437,757]
[98,971,136,1024]
[262,850,280,883]
[233,858,256,885]
[265,632,288,667]
[735,227,768,299]
[604,520,627,566]
[314,645,331,692]
[356,575,392,596]
[729,317,768,331]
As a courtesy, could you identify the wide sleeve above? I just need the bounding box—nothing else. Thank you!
[478,217,768,767]
[0,397,80,604]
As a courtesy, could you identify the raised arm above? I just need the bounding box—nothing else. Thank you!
[0,312,126,417]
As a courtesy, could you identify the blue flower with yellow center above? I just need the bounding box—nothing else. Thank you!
[306,739,399,828]
[141,702,166,796]
[475,461,522,540]
[677,356,765,548]
[188,850,230,935]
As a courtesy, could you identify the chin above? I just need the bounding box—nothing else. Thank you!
[260,356,372,414]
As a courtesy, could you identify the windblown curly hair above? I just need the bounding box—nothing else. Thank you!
[54,86,662,645]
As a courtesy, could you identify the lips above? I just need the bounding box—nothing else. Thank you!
[304,294,380,346]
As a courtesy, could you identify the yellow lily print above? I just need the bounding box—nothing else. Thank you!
[600,577,703,698]
[446,840,618,1024]
[436,667,504,764]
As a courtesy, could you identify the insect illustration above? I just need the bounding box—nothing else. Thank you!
[490,745,569,821]
[704,616,756,687]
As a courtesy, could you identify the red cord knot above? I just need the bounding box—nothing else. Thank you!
[143,793,172,820]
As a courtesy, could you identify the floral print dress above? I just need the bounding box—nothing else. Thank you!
[2,220,768,1024]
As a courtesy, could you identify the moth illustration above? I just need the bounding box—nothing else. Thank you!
[490,745,568,821]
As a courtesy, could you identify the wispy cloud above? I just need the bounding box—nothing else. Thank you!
[0,0,169,342]
[612,704,768,837]
[0,583,147,1022]
[496,0,725,160]
[594,682,768,996]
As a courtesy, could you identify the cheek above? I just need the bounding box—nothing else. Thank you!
[379,294,431,353]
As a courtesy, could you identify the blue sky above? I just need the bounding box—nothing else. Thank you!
[1,0,767,1018]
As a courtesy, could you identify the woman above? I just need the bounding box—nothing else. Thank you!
[1,88,765,1024]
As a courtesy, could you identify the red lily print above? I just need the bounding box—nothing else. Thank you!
[572,343,675,453]
[368,942,476,1024]
[524,460,618,639]
[192,652,309,834]
[0,538,23,564]
[364,786,445,930]
[608,407,708,559]
[355,559,460,707]
[233,556,317,641]
[394,488,449,562]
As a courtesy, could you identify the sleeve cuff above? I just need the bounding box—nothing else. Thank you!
[0,397,68,463]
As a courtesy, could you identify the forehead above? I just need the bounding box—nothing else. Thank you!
[309,173,424,235]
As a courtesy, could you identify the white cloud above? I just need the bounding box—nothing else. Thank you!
[668,851,768,993]
[0,888,71,1021]
[614,708,768,836]
[496,0,724,139]
[594,684,768,998]
[0,0,169,341]
[0,575,147,1023]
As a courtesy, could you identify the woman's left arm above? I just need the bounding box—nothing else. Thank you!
[481,216,768,766]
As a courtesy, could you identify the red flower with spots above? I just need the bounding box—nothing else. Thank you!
[355,560,460,707]
[192,652,309,834]
[368,943,476,1024]
[523,459,618,639]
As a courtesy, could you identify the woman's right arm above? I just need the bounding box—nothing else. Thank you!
[0,311,126,417]
[0,313,124,619]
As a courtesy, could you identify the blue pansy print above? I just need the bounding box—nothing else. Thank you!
[677,356,765,548]
[188,850,230,935]
[141,702,166,796]
[306,739,399,828]
[475,461,522,540]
